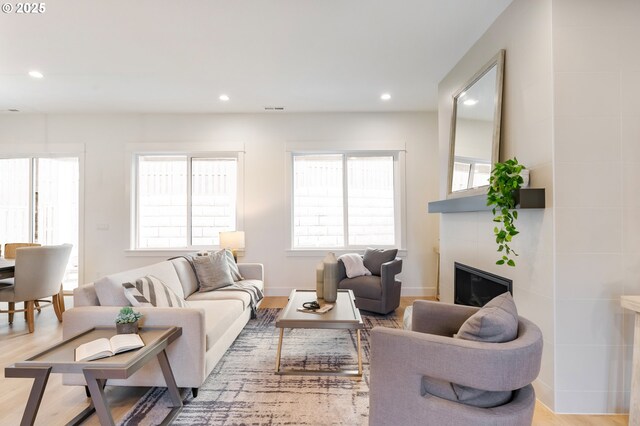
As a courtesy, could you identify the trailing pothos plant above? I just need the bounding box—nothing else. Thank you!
[487,157,525,267]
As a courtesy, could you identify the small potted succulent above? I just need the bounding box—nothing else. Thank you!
[115,306,143,334]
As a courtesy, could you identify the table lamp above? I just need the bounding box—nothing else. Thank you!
[219,231,245,262]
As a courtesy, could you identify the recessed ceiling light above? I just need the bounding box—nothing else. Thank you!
[219,94,230,101]
[463,99,478,106]
[380,93,391,101]
[28,70,44,79]
[459,91,467,98]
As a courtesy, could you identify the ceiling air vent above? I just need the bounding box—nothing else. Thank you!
[264,106,285,111]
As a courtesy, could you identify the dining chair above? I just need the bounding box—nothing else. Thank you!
[4,243,43,314]
[0,244,72,333]
[4,243,41,259]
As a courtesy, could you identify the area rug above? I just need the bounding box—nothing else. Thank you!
[117,308,400,425]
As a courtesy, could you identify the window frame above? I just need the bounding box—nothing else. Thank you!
[130,151,244,252]
[0,145,84,289]
[452,155,491,190]
[288,149,405,252]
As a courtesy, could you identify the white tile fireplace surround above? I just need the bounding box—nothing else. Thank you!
[436,0,639,414]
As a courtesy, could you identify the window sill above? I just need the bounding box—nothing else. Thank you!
[125,248,244,257]
[285,249,407,258]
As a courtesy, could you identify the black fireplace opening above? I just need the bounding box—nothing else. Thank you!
[454,262,512,307]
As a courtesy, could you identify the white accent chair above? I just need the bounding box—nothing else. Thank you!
[0,244,72,333]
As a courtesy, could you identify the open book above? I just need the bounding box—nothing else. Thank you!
[75,334,145,362]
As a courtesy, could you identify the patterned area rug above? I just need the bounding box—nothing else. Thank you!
[118,308,399,425]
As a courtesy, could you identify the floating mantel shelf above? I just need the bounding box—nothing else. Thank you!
[428,188,545,214]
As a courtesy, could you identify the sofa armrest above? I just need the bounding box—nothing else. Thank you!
[411,300,478,336]
[238,263,263,281]
[63,306,207,387]
[380,258,402,293]
[73,283,99,307]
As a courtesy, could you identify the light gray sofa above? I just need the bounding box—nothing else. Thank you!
[369,300,543,426]
[62,257,263,396]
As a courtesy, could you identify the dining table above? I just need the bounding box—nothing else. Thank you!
[0,258,15,280]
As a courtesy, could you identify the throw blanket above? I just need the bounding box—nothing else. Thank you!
[338,253,371,278]
[169,255,264,319]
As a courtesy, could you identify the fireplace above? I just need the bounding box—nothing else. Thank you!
[454,262,512,307]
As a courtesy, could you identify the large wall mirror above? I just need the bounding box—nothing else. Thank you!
[447,50,505,198]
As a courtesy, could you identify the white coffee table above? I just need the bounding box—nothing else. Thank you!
[275,289,364,377]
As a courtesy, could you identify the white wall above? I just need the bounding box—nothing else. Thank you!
[0,112,440,297]
[552,0,640,413]
[438,0,640,414]
[438,0,556,409]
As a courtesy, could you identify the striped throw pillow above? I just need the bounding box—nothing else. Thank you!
[122,275,185,308]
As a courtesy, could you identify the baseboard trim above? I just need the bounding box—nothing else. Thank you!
[264,286,437,298]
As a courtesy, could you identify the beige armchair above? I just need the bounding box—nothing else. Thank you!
[0,244,72,333]
[369,300,543,426]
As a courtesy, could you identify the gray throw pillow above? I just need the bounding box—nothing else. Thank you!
[363,248,398,276]
[421,377,512,409]
[455,292,518,343]
[449,292,519,408]
[195,251,234,292]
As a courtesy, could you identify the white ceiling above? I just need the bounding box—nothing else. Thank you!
[0,0,512,114]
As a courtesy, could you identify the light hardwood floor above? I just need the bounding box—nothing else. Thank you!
[0,297,629,425]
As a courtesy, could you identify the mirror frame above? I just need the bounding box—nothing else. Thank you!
[447,49,505,199]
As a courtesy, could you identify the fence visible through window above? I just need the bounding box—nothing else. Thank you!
[136,155,238,248]
[292,153,396,248]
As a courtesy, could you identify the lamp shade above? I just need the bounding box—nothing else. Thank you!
[219,231,245,250]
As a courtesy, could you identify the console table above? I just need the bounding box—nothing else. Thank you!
[621,296,640,425]
[5,326,182,426]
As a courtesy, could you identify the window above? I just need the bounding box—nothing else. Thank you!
[451,157,491,191]
[292,153,399,249]
[134,154,239,249]
[0,157,80,290]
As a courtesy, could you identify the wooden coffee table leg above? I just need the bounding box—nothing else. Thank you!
[5,366,51,426]
[357,329,362,376]
[275,328,284,373]
[83,370,114,426]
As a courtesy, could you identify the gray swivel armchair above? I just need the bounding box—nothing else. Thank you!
[337,253,402,315]
[369,300,543,426]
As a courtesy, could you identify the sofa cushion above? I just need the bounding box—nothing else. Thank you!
[171,257,199,298]
[186,279,264,310]
[195,251,234,292]
[363,248,398,276]
[455,292,518,343]
[187,299,245,351]
[339,275,382,300]
[123,275,185,308]
[95,261,184,306]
